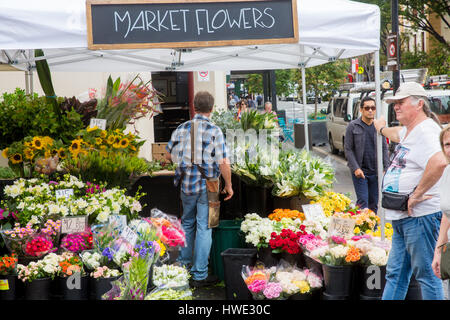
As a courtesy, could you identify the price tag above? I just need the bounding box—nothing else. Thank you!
[0,279,9,291]
[89,118,107,130]
[55,189,74,200]
[108,215,127,231]
[302,203,326,221]
[327,217,355,239]
[120,226,138,247]
[61,216,88,234]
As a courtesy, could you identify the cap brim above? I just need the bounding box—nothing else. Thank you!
[384,94,410,103]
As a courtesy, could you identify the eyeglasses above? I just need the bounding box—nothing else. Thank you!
[363,106,376,111]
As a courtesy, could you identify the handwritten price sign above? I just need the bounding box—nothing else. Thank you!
[302,204,326,221]
[89,118,107,130]
[120,226,138,247]
[61,216,88,234]
[327,217,355,239]
[55,189,74,200]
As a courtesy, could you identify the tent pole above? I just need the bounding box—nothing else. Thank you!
[29,50,33,94]
[24,71,30,95]
[301,66,309,151]
[374,49,385,241]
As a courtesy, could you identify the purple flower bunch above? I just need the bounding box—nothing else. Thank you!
[134,240,156,259]
[41,219,61,238]
[102,247,114,261]
[129,287,144,300]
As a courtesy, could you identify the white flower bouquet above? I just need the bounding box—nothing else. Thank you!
[240,214,282,248]
[152,264,190,288]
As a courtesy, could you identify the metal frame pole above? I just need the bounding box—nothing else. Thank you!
[302,66,309,151]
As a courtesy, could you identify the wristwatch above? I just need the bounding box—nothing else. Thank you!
[379,126,386,136]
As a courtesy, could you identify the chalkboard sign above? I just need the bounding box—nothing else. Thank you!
[86,0,298,49]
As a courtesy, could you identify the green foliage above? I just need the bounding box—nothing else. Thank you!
[35,49,59,118]
[61,151,150,189]
[239,109,278,132]
[246,74,263,94]
[401,42,450,76]
[0,167,17,179]
[211,109,241,134]
[0,88,84,150]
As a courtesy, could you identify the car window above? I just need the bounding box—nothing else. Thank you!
[327,100,332,114]
[429,95,450,114]
[352,99,361,120]
[333,98,346,118]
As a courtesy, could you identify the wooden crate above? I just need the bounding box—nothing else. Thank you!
[152,152,166,162]
[152,143,168,154]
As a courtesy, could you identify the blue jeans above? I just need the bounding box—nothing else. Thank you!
[351,173,379,213]
[382,212,444,300]
[177,190,211,281]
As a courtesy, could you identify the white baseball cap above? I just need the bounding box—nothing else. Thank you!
[384,82,427,103]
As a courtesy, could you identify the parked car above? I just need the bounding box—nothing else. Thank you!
[325,93,362,155]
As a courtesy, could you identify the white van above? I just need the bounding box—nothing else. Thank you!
[325,93,362,155]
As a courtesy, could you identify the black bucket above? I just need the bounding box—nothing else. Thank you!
[257,247,280,268]
[359,265,386,297]
[0,274,16,300]
[321,291,351,300]
[289,292,313,300]
[221,248,257,300]
[322,264,354,296]
[360,294,381,300]
[90,276,119,300]
[279,251,306,268]
[24,277,51,300]
[58,275,89,300]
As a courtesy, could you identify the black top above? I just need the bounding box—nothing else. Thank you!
[361,120,377,175]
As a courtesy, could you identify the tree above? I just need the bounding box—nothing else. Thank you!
[398,0,450,50]
[292,60,350,119]
[245,70,296,99]
[401,42,450,75]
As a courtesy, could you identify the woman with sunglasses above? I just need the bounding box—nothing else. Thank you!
[344,96,390,213]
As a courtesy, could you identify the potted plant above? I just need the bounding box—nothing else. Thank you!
[17,253,60,300]
[0,253,18,300]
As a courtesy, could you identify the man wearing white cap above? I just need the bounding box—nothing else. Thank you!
[374,82,447,300]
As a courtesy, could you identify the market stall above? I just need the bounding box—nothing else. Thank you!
[0,0,391,301]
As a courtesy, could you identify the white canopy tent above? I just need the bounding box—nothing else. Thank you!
[0,0,386,237]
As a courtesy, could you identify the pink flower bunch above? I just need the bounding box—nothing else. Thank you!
[263,282,282,299]
[330,235,347,245]
[3,223,35,239]
[160,225,186,247]
[61,232,93,253]
[248,279,266,293]
[41,219,61,237]
[303,269,323,289]
[23,235,54,257]
[85,182,105,195]
[351,234,372,242]
[298,234,328,252]
[0,209,18,221]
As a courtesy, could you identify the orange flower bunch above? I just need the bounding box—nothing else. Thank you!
[0,254,18,275]
[59,255,83,277]
[345,246,361,263]
[244,270,268,285]
[268,209,305,222]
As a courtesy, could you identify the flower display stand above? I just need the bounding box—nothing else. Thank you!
[0,274,17,300]
[24,277,51,300]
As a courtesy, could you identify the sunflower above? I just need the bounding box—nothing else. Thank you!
[99,150,108,157]
[31,137,44,150]
[42,136,54,147]
[95,138,102,145]
[50,149,58,157]
[112,136,121,149]
[44,150,51,158]
[10,153,23,164]
[107,135,115,145]
[57,148,67,159]
[100,130,107,139]
[1,148,9,159]
[24,148,34,160]
[119,138,129,148]
[87,125,99,132]
[69,139,83,155]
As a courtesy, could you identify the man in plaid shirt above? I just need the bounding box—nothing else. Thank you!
[165,91,233,287]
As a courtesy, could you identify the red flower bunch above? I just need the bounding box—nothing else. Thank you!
[23,235,55,257]
[269,227,307,254]
[60,232,93,253]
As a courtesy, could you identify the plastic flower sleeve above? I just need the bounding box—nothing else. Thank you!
[91,220,122,252]
[149,208,186,248]
[241,264,269,300]
[22,233,57,258]
[145,284,193,300]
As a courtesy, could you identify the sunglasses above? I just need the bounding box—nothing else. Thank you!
[363,106,376,111]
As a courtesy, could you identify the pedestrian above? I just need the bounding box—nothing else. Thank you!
[247,95,256,109]
[256,94,263,107]
[431,124,450,298]
[263,101,277,117]
[164,91,234,287]
[236,99,248,120]
[344,96,390,213]
[374,82,447,300]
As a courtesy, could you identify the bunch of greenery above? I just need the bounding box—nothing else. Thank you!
[0,167,17,179]
[239,109,278,132]
[0,89,84,150]
[61,151,150,189]
[210,109,240,135]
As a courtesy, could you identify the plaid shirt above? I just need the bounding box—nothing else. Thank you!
[166,114,228,195]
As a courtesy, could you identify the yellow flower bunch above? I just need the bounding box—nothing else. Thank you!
[268,208,305,222]
[366,223,393,240]
[334,208,380,234]
[310,192,352,217]
[67,127,143,159]
[4,136,66,165]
